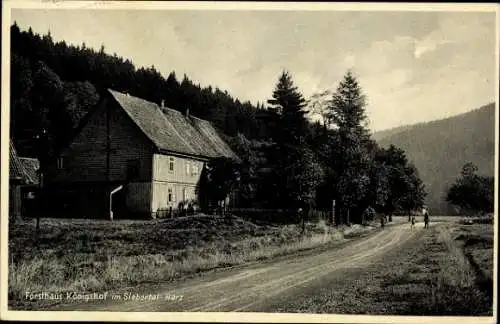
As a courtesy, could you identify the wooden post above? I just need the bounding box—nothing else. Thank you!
[331,200,336,225]
[36,172,43,232]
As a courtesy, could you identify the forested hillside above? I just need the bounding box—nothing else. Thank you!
[376,103,496,214]
[10,22,272,158]
[372,124,414,142]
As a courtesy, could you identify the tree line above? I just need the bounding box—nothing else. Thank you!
[227,70,427,224]
[10,23,428,224]
[446,162,494,215]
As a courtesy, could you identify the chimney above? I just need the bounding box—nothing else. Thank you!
[185,107,190,118]
[161,100,165,108]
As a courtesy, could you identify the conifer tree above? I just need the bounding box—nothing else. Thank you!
[267,70,310,147]
[267,71,322,221]
[328,70,371,224]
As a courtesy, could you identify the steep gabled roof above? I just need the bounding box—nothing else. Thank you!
[9,140,25,181]
[9,140,39,184]
[108,89,239,161]
[19,157,40,185]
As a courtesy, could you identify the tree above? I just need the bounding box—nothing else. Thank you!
[10,53,34,155]
[446,162,494,214]
[307,89,334,131]
[399,163,427,221]
[368,160,391,215]
[265,71,324,221]
[30,61,74,164]
[267,70,310,147]
[63,80,100,125]
[197,157,241,216]
[280,147,324,209]
[327,70,372,225]
[228,133,260,207]
[371,145,426,221]
[165,71,180,109]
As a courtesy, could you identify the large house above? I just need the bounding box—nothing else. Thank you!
[43,89,239,219]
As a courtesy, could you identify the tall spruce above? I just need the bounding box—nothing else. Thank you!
[267,71,322,219]
[328,70,371,224]
[267,70,310,147]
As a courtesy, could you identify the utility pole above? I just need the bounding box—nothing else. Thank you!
[35,128,47,232]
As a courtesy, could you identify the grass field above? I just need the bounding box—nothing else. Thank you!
[8,214,378,309]
[274,220,494,315]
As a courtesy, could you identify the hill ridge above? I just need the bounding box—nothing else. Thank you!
[373,103,495,142]
[376,102,496,214]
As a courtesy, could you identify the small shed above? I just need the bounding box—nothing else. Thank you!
[9,140,39,220]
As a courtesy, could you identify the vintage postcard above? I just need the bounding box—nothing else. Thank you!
[1,1,498,323]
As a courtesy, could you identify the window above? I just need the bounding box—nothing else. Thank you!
[168,188,173,203]
[57,157,64,169]
[126,159,140,180]
[169,157,175,172]
[192,165,199,176]
[186,162,190,175]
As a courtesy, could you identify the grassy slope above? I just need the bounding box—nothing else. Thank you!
[271,221,493,315]
[375,103,496,214]
[8,215,378,309]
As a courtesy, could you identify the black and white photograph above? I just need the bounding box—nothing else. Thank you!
[1,1,498,323]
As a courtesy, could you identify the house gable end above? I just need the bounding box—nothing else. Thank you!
[46,96,155,184]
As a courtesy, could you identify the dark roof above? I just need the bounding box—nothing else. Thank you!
[9,140,25,181]
[108,89,239,161]
[9,140,39,185]
[19,157,40,185]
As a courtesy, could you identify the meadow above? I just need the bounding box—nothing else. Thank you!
[8,214,377,309]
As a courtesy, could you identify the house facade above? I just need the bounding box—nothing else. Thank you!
[44,89,239,219]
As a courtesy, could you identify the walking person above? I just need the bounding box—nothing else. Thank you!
[410,214,416,230]
[423,206,430,229]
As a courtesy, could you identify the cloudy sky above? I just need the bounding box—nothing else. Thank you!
[10,4,497,131]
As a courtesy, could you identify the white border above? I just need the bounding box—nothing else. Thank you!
[1,1,498,323]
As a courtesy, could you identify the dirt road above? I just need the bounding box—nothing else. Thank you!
[51,222,427,312]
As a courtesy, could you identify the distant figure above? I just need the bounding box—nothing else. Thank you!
[410,215,416,230]
[297,207,305,233]
[423,206,429,229]
[380,214,385,228]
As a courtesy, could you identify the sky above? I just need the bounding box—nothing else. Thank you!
[9,4,498,132]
